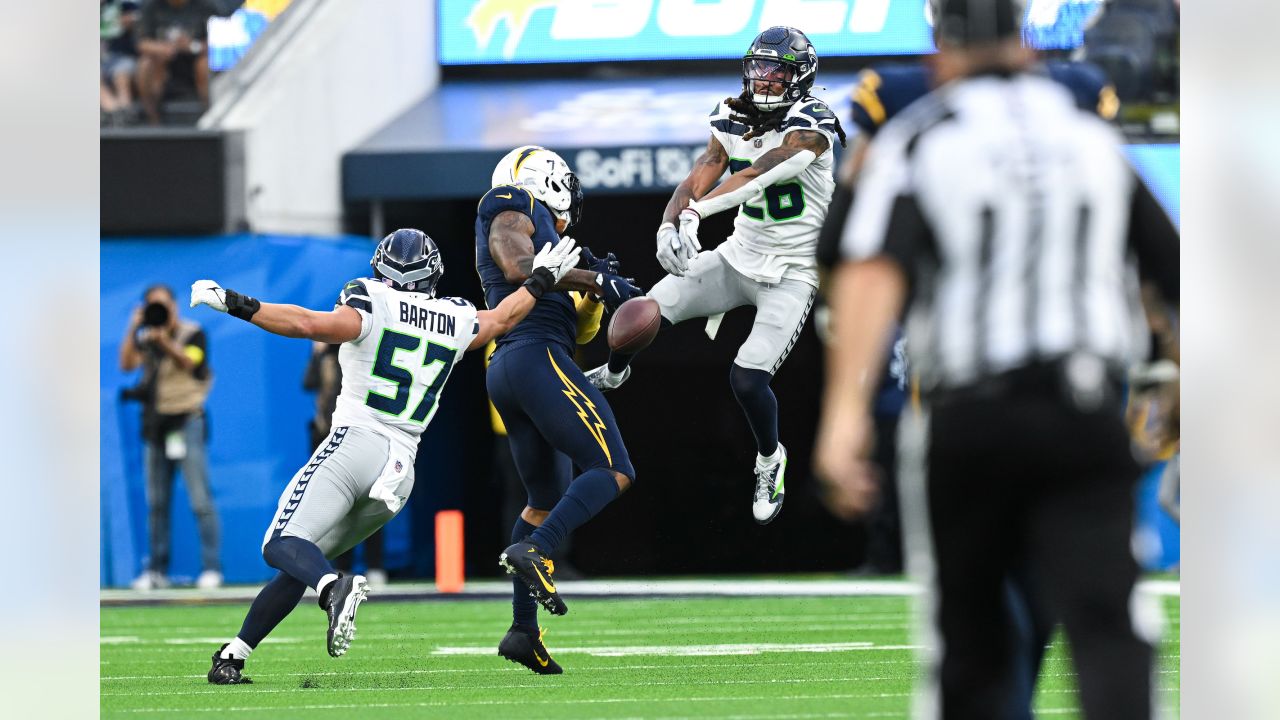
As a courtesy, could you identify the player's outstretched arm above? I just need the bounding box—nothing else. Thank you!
[190,280,363,344]
[468,236,582,351]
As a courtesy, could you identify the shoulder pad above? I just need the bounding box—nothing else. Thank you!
[337,278,374,313]
[1044,61,1115,118]
[478,185,536,220]
[850,65,931,137]
[708,100,749,137]
[438,296,476,311]
[779,96,838,135]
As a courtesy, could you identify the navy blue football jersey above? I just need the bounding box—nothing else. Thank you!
[849,60,1117,138]
[475,185,577,353]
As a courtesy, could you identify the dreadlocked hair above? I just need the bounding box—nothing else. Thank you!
[725,92,848,148]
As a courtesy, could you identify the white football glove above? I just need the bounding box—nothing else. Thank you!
[678,205,704,260]
[655,222,688,276]
[190,279,228,312]
[532,235,582,284]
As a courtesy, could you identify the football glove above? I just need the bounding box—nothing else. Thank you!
[677,207,704,263]
[523,236,582,298]
[190,280,260,321]
[581,246,620,276]
[656,222,689,276]
[596,272,643,312]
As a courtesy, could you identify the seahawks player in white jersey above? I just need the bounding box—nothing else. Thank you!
[586,26,845,524]
[191,229,579,684]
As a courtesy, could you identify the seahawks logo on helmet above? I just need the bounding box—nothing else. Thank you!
[490,145,584,229]
[742,26,819,112]
[371,228,444,296]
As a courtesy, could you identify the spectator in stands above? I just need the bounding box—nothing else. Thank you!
[120,284,222,590]
[302,341,388,588]
[101,0,141,126]
[137,0,218,125]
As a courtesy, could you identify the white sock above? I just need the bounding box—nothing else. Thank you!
[223,637,254,660]
[757,446,782,467]
[316,573,339,598]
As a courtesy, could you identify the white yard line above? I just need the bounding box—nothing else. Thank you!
[101,577,1180,605]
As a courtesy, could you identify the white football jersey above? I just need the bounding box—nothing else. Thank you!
[708,96,839,287]
[329,278,479,456]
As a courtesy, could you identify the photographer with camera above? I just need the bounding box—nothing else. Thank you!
[120,284,221,590]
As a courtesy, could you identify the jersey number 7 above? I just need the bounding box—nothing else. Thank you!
[365,329,457,424]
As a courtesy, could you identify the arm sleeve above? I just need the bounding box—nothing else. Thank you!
[1127,173,1180,306]
[336,279,374,342]
[573,291,604,344]
[691,150,816,217]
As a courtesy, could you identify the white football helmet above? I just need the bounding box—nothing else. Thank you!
[491,145,583,228]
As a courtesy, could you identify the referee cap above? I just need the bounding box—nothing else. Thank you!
[930,0,1025,46]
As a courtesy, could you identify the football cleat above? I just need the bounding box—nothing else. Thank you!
[321,573,369,657]
[207,643,252,685]
[584,364,631,392]
[498,623,564,675]
[752,443,788,524]
[499,541,567,615]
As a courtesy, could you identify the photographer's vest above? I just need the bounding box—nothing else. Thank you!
[152,321,213,415]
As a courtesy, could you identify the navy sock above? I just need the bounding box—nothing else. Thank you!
[729,364,779,457]
[529,468,620,555]
[606,317,671,373]
[237,571,307,648]
[510,517,539,628]
[607,352,634,374]
[262,535,336,590]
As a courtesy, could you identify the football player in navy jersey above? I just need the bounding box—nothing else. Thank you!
[476,145,643,674]
[813,5,1123,717]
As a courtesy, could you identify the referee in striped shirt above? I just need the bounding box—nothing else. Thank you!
[814,1,1179,717]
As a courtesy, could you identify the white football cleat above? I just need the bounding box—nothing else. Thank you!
[196,570,224,590]
[584,364,631,392]
[752,444,787,525]
[131,570,170,591]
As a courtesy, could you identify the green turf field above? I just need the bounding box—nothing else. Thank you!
[101,592,1179,718]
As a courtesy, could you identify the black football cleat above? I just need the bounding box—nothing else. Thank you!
[498,623,564,675]
[499,541,567,615]
[320,573,369,657]
[208,643,252,685]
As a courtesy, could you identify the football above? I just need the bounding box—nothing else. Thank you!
[607,297,662,354]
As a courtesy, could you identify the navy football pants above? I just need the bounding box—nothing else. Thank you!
[487,342,635,511]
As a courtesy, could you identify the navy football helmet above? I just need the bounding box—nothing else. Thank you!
[742,26,818,112]
[371,229,444,296]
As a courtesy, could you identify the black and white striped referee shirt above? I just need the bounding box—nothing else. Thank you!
[841,70,1179,395]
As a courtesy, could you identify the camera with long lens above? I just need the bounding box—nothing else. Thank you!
[141,301,171,327]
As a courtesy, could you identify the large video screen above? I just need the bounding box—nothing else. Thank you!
[439,0,1105,66]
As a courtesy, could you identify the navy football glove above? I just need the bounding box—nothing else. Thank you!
[581,246,620,276]
[596,272,643,312]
